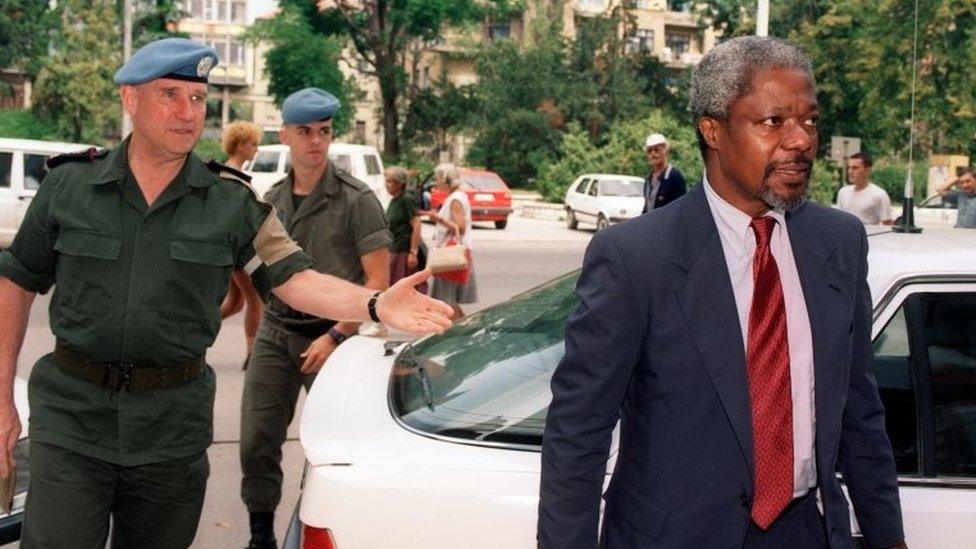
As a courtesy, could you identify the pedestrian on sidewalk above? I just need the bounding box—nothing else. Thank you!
[385,166,426,293]
[427,163,478,319]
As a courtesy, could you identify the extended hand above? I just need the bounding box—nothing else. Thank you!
[300,333,339,374]
[0,401,21,479]
[377,269,454,335]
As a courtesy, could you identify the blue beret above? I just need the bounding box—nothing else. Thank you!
[114,38,219,85]
[282,88,341,125]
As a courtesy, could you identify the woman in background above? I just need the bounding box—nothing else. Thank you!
[426,163,477,318]
[220,122,264,367]
[385,166,426,293]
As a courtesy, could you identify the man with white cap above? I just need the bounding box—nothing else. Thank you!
[642,132,686,213]
[0,38,450,548]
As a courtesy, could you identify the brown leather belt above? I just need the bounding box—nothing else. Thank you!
[53,344,205,392]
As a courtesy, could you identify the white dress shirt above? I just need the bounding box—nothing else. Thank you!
[702,176,818,498]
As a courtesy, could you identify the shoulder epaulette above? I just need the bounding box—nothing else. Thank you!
[334,168,370,193]
[206,159,252,184]
[46,148,108,170]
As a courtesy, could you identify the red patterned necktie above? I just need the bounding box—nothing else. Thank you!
[746,216,794,530]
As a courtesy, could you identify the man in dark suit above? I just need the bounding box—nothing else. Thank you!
[641,132,686,213]
[539,36,907,549]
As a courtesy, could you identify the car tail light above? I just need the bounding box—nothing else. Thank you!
[303,525,337,549]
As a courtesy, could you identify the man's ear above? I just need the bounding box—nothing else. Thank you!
[698,117,722,151]
[119,85,137,117]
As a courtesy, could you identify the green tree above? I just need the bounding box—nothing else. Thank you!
[402,80,478,157]
[280,0,517,157]
[244,6,355,136]
[32,0,120,143]
[133,0,188,47]
[0,0,55,75]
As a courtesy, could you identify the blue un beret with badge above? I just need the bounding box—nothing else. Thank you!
[114,38,219,85]
[281,88,341,125]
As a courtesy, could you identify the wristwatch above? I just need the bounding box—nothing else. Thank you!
[367,291,382,323]
[327,326,348,345]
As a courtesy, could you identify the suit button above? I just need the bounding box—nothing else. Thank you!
[740,493,751,508]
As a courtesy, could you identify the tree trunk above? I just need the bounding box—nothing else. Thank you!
[379,65,400,158]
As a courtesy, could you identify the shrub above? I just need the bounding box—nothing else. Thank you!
[0,109,62,141]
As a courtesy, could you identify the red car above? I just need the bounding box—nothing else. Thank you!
[428,168,513,229]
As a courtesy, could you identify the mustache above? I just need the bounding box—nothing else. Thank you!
[763,156,813,180]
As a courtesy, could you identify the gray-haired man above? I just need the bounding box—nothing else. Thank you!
[540,36,906,549]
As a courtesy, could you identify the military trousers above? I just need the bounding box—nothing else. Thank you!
[240,321,318,513]
[22,440,209,549]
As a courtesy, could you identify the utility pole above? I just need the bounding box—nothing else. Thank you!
[756,0,769,37]
[121,0,133,138]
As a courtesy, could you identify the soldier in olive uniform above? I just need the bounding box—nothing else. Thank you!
[0,38,452,549]
[240,88,391,548]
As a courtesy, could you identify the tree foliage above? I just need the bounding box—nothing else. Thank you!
[0,0,56,75]
[132,0,189,48]
[274,0,516,157]
[32,0,120,144]
[244,6,355,136]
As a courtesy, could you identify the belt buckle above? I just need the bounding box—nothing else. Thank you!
[106,362,135,391]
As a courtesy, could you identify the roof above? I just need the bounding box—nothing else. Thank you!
[256,143,379,154]
[579,173,645,182]
[0,137,90,154]
[866,227,976,303]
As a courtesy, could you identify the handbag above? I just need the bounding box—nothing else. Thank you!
[429,238,471,284]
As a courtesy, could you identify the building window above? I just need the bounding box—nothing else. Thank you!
[489,24,510,41]
[355,121,366,143]
[231,0,246,23]
[627,29,654,54]
[217,0,227,21]
[665,32,691,56]
[187,0,204,19]
[578,0,604,10]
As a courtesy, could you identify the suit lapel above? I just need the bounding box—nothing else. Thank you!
[672,185,755,477]
[786,205,849,471]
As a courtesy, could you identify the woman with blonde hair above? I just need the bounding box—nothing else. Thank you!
[219,121,264,367]
[427,163,477,318]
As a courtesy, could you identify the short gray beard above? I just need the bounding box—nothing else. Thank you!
[760,180,807,212]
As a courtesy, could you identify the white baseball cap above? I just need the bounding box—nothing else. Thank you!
[645,133,668,149]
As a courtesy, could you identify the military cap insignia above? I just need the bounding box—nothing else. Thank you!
[197,56,214,78]
[46,147,109,170]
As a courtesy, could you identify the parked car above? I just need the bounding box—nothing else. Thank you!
[245,143,388,206]
[563,173,645,231]
[0,138,91,248]
[428,168,513,229]
[0,377,32,544]
[285,227,976,548]
[911,194,959,227]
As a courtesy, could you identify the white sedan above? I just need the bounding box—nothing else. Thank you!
[563,174,645,231]
[286,228,976,549]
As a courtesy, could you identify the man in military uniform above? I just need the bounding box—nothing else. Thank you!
[0,38,451,549]
[240,88,391,548]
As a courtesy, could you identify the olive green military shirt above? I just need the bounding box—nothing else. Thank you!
[263,162,390,333]
[0,140,313,466]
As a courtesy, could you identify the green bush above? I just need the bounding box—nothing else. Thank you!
[194,138,224,163]
[0,109,62,141]
[871,159,928,202]
[535,110,703,203]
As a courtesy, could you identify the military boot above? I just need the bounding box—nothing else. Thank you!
[247,512,277,549]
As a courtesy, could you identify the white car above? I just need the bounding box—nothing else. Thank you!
[245,143,388,206]
[288,228,976,549]
[912,194,959,227]
[0,138,91,248]
[564,173,645,231]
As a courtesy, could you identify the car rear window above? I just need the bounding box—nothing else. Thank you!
[250,151,279,173]
[462,175,507,190]
[331,154,352,173]
[599,179,643,197]
[24,153,49,190]
[390,271,580,449]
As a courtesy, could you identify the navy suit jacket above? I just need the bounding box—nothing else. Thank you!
[642,165,686,214]
[539,184,904,549]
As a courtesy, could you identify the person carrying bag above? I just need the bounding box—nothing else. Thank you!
[425,163,478,318]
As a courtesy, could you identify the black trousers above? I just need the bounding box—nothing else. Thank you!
[744,490,830,549]
[22,440,209,549]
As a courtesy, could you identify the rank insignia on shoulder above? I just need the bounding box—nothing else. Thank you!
[45,148,108,170]
[206,159,252,184]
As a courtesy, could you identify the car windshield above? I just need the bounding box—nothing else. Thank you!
[390,271,580,448]
[250,151,279,173]
[599,179,643,197]
[463,175,506,190]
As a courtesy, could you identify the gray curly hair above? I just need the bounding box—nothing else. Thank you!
[434,163,460,189]
[689,36,815,156]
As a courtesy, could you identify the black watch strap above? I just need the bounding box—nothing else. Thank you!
[367,291,382,323]
[327,327,348,345]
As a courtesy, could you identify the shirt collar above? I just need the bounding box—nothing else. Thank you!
[90,136,215,189]
[702,172,786,251]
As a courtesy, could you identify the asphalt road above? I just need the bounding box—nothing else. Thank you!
[8,214,592,548]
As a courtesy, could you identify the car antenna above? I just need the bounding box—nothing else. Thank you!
[892,0,923,234]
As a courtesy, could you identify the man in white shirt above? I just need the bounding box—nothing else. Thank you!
[836,151,893,225]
